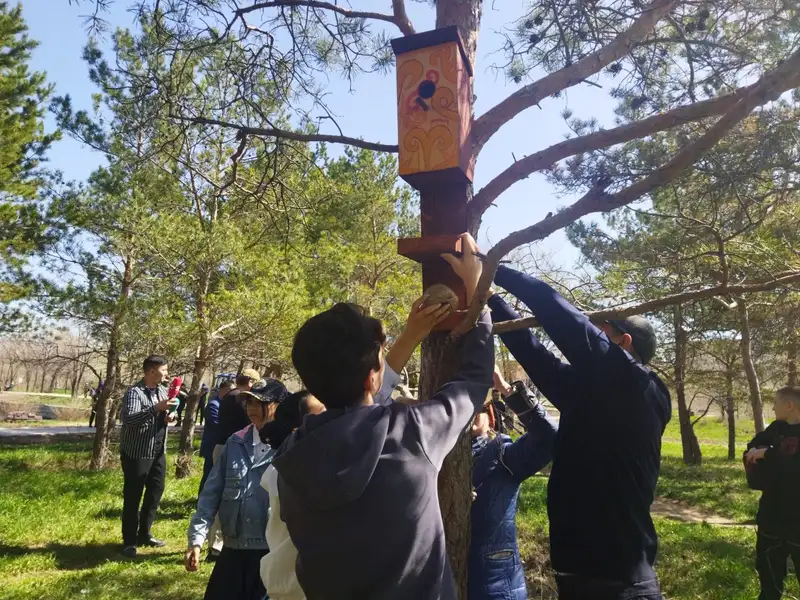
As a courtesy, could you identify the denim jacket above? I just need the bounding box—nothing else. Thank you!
[188,424,274,550]
[469,393,558,600]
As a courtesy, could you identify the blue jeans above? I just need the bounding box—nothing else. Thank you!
[556,574,663,600]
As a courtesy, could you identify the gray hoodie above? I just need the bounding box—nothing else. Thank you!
[273,312,494,600]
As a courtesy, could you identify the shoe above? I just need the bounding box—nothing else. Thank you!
[137,536,166,548]
[121,545,137,558]
[206,551,220,563]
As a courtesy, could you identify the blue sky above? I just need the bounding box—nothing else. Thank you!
[23,0,621,268]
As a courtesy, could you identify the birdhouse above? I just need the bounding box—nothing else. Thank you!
[392,27,475,331]
[391,26,474,189]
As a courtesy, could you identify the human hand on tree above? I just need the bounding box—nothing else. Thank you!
[442,233,483,305]
[493,366,513,396]
[385,296,450,375]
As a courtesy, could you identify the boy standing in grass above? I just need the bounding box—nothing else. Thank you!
[744,385,800,600]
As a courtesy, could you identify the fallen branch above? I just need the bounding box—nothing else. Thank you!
[472,0,681,154]
[168,114,398,153]
[492,269,800,333]
[454,48,800,337]
[468,84,756,224]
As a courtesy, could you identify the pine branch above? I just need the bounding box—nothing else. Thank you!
[168,114,398,153]
[468,84,756,223]
[235,0,415,36]
[453,47,800,337]
[493,269,800,333]
[472,0,681,155]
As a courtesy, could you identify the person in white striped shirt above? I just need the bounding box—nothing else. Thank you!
[119,355,178,558]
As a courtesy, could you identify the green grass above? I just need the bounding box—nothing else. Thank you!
[0,440,210,600]
[2,393,90,407]
[1,434,796,600]
[1,420,90,428]
[663,412,758,445]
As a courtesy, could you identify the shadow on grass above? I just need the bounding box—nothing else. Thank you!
[95,498,197,521]
[0,542,180,570]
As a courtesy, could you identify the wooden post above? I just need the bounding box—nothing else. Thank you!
[392,27,477,597]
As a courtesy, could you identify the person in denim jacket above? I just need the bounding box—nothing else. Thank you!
[470,368,558,600]
[185,379,288,600]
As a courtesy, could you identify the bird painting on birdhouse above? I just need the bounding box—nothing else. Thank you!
[391,27,474,188]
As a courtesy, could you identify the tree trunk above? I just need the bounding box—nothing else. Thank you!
[48,369,60,393]
[673,305,702,465]
[788,334,797,386]
[419,332,472,600]
[90,253,134,470]
[725,368,736,461]
[738,300,765,433]
[176,340,210,478]
[176,275,212,479]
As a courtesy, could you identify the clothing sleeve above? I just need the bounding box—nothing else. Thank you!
[488,293,578,411]
[494,265,638,387]
[205,399,220,426]
[409,311,494,471]
[188,446,228,547]
[374,360,402,405]
[747,425,776,450]
[121,387,158,426]
[498,403,558,482]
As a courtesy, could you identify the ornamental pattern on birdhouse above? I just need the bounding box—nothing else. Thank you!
[393,29,473,184]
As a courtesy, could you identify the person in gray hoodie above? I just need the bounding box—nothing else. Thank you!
[273,233,494,600]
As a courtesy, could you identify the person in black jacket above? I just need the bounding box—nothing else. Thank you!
[744,385,800,600]
[489,265,671,600]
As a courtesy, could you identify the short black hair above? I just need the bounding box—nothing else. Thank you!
[218,379,234,391]
[292,303,386,409]
[259,390,314,449]
[143,355,168,373]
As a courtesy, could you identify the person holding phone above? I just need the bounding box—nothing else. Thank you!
[119,355,179,558]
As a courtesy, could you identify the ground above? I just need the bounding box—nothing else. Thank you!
[0,414,797,599]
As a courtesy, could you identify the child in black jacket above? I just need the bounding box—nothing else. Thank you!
[744,385,800,600]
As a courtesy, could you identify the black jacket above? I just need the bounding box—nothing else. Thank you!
[490,266,672,584]
[746,420,800,538]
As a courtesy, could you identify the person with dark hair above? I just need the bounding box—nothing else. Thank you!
[274,232,494,600]
[469,367,557,600]
[186,379,288,600]
[488,265,671,600]
[119,355,178,558]
[216,368,261,447]
[259,390,326,600]
[199,380,233,493]
[197,384,209,426]
[744,386,800,600]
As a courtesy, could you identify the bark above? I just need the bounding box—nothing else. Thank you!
[673,305,702,465]
[436,0,483,67]
[725,368,736,461]
[738,300,765,433]
[176,272,213,479]
[788,335,797,386]
[90,253,134,470]
[419,332,472,600]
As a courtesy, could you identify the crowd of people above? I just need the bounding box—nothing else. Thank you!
[115,233,800,600]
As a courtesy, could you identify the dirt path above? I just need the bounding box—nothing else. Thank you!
[651,496,754,527]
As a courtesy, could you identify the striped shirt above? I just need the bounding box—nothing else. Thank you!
[119,380,169,459]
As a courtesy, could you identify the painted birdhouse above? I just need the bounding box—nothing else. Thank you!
[392,27,475,331]
[391,26,474,189]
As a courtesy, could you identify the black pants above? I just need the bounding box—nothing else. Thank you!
[120,449,166,546]
[556,574,663,600]
[198,455,213,496]
[757,531,800,600]
[89,409,96,427]
[204,547,268,600]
